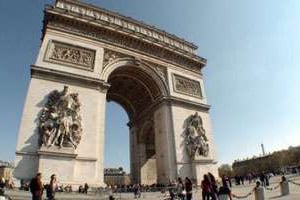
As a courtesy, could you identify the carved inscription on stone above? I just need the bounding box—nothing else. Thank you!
[45,40,95,70]
[38,86,82,149]
[173,74,202,98]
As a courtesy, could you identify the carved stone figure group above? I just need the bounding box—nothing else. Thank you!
[50,43,94,68]
[185,112,209,159]
[38,86,82,149]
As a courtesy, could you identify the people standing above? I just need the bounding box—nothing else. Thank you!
[84,183,89,194]
[218,179,232,200]
[208,172,218,200]
[185,177,193,200]
[201,175,211,200]
[46,174,57,200]
[29,173,44,200]
[176,178,185,200]
[259,173,265,187]
[0,177,5,189]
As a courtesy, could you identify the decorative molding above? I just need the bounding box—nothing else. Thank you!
[31,65,110,92]
[172,74,202,98]
[142,60,168,85]
[177,159,215,164]
[55,0,197,54]
[44,40,95,70]
[15,151,37,156]
[44,10,206,73]
[103,49,130,67]
[37,150,77,158]
[76,157,97,161]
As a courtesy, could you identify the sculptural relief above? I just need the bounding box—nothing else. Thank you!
[173,74,202,98]
[45,40,95,70]
[103,49,129,67]
[185,112,209,159]
[38,86,82,149]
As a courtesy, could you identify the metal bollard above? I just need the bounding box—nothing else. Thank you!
[280,181,289,196]
[254,187,265,200]
[218,194,229,200]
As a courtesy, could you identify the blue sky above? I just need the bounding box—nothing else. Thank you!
[1,0,300,173]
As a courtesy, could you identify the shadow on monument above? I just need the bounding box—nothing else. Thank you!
[13,93,49,180]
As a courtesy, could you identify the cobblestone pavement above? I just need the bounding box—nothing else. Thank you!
[3,175,300,200]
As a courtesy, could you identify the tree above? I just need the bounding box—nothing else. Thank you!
[218,164,233,177]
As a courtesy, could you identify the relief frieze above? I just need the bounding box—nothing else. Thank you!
[45,40,95,70]
[46,18,204,73]
[173,74,202,98]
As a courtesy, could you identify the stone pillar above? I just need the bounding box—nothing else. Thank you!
[129,126,139,184]
[139,121,157,185]
[153,103,177,184]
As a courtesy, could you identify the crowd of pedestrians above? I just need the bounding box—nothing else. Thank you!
[167,177,193,200]
[28,173,88,200]
[201,173,232,200]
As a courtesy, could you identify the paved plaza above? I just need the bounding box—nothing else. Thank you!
[3,175,300,200]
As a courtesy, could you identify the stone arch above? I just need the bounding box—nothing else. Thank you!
[102,57,169,120]
[100,57,169,97]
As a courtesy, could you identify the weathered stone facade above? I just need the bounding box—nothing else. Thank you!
[15,0,217,186]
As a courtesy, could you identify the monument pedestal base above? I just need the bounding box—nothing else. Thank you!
[37,146,77,184]
[36,147,104,186]
[192,159,218,185]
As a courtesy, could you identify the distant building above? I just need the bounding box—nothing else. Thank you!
[104,168,131,186]
[232,154,272,176]
[232,145,300,176]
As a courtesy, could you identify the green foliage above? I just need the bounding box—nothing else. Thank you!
[218,164,233,177]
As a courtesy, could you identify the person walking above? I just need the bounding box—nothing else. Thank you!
[46,174,57,200]
[218,179,232,200]
[133,184,141,199]
[201,175,212,200]
[29,173,44,200]
[185,177,193,200]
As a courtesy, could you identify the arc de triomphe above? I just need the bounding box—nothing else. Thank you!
[14,0,217,186]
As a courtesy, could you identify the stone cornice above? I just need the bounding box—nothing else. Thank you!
[129,96,210,125]
[55,0,198,54]
[177,159,217,164]
[31,65,110,92]
[43,3,207,73]
[164,96,211,112]
[37,150,77,158]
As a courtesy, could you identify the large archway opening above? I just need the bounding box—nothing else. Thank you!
[104,101,130,184]
[104,63,164,185]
